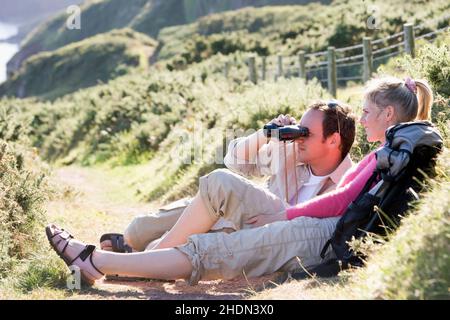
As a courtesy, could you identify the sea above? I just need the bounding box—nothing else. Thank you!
[0,21,19,84]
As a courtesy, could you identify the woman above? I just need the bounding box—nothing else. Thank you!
[46,76,436,286]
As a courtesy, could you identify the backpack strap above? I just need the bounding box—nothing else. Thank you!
[319,169,380,260]
[353,169,380,204]
[320,239,333,259]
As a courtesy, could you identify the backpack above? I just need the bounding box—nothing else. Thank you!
[286,121,443,280]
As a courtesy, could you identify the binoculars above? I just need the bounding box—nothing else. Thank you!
[263,123,310,141]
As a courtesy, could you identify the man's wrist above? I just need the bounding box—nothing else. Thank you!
[257,128,269,143]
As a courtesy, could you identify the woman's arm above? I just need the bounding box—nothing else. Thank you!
[285,153,377,219]
[245,152,377,227]
[335,149,377,187]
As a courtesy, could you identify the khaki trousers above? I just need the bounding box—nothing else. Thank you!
[125,169,337,285]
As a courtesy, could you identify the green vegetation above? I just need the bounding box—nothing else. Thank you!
[0,54,328,202]
[21,0,149,51]
[158,0,449,67]
[21,0,312,53]
[0,29,157,100]
[378,34,450,138]
[0,0,448,299]
[11,0,326,81]
[0,140,50,277]
[349,154,449,299]
[8,0,450,91]
[6,0,448,100]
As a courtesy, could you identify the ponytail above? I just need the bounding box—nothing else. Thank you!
[364,76,434,123]
[414,79,433,120]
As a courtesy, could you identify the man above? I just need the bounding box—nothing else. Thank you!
[101,100,356,257]
[48,100,357,286]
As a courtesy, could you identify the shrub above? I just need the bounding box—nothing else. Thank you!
[0,140,49,276]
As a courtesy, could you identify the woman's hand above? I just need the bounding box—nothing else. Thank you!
[245,210,287,228]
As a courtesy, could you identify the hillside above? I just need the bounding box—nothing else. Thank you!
[4,0,450,98]
[158,0,450,66]
[4,0,448,101]
[7,0,326,76]
[0,29,157,100]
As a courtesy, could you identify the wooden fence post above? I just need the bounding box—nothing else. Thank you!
[327,47,337,97]
[248,56,257,84]
[261,56,266,81]
[224,61,229,79]
[363,37,373,82]
[404,23,415,58]
[277,55,283,79]
[298,51,306,79]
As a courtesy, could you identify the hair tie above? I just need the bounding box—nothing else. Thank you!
[405,77,417,94]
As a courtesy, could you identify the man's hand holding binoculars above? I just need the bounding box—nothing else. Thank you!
[243,114,308,228]
[269,114,297,127]
[263,114,309,141]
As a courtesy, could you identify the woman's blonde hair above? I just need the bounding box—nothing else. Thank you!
[364,76,433,122]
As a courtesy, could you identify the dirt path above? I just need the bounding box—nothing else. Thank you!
[46,166,280,300]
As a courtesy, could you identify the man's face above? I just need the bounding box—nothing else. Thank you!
[294,109,332,165]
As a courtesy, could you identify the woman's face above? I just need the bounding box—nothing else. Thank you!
[360,100,392,143]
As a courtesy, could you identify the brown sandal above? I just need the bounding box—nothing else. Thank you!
[46,224,104,286]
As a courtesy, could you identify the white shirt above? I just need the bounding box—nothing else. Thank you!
[292,167,330,205]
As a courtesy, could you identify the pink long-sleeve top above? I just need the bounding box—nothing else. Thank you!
[286,149,378,220]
